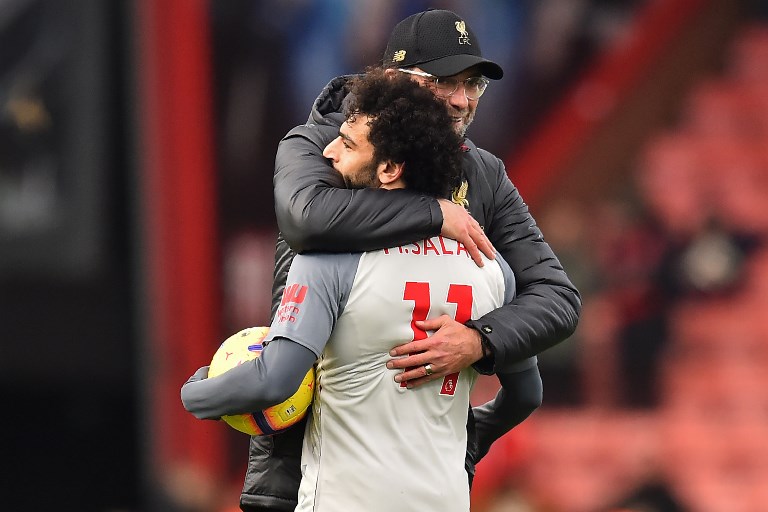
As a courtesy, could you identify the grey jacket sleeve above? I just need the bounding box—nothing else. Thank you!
[274,125,443,254]
[180,339,317,420]
[471,359,542,464]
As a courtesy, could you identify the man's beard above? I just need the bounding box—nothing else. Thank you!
[344,159,380,189]
[453,110,475,137]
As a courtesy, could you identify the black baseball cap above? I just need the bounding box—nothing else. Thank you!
[383,9,503,80]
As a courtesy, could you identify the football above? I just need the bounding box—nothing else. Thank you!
[208,326,315,435]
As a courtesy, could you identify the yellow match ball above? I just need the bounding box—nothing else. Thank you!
[208,326,315,436]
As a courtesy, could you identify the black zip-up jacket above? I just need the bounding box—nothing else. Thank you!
[239,76,581,511]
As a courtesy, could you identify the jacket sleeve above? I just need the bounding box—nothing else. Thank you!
[274,125,443,254]
[471,361,542,465]
[466,151,581,371]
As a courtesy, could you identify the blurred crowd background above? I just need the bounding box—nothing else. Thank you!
[2,0,767,511]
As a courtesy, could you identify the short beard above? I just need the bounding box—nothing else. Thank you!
[455,111,474,137]
[344,159,380,189]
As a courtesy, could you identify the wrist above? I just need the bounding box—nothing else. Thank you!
[479,333,494,360]
[468,323,496,375]
[436,199,449,232]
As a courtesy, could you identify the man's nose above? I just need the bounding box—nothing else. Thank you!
[322,139,338,160]
[446,86,470,109]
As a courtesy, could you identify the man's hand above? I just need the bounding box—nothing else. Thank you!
[181,366,222,420]
[184,366,210,385]
[438,199,495,267]
[386,315,484,388]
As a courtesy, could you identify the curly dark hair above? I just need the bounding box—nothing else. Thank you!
[344,67,463,198]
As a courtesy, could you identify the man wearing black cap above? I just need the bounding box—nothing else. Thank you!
[381,8,503,139]
[239,9,580,512]
[384,9,504,80]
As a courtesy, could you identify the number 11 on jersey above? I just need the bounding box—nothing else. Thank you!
[402,282,471,393]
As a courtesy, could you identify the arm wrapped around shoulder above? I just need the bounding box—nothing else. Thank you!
[274,129,441,254]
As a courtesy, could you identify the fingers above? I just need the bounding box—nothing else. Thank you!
[466,240,485,267]
[388,317,449,360]
[438,200,495,267]
[475,230,496,261]
[387,344,442,386]
[400,376,431,389]
[467,224,495,266]
[388,315,453,363]
[386,350,428,369]
[389,342,416,358]
[393,366,439,388]
[185,366,210,384]
[414,316,449,331]
[456,220,484,267]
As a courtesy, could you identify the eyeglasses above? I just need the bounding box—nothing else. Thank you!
[397,68,490,100]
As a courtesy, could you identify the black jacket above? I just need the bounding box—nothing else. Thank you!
[239,76,580,511]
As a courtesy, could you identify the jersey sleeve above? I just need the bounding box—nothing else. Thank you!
[495,253,516,306]
[265,251,362,357]
[180,340,318,419]
[182,252,363,419]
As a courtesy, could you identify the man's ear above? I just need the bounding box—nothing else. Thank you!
[377,160,404,186]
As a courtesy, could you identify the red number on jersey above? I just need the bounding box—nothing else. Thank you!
[402,282,472,392]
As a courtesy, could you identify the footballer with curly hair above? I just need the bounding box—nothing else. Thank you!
[182,67,540,511]
[331,67,463,198]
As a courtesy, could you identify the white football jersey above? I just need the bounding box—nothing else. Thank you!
[265,235,515,512]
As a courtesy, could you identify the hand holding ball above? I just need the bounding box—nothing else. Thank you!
[209,326,315,435]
